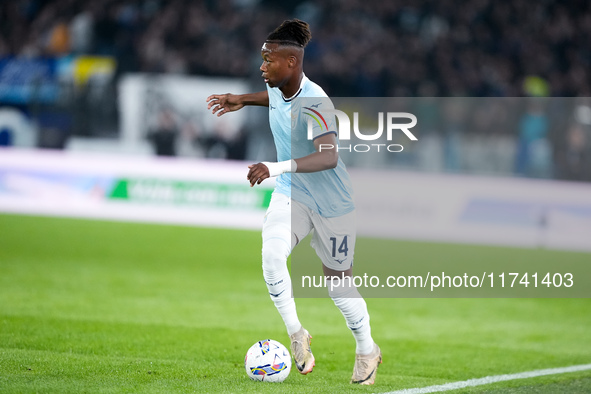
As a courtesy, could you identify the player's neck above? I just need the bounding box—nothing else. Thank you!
[280,73,304,100]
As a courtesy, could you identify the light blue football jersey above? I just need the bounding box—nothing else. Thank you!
[266,74,354,218]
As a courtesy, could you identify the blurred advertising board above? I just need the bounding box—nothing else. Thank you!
[350,169,591,252]
[0,149,273,230]
[2,148,590,252]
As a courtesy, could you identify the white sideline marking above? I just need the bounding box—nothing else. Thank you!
[382,363,591,394]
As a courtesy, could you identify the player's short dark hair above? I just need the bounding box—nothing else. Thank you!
[266,19,311,48]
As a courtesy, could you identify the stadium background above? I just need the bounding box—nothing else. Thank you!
[0,0,590,180]
[1,0,591,393]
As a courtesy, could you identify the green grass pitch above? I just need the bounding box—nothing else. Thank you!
[1,213,590,393]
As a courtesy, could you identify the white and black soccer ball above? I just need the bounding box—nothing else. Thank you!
[244,339,291,382]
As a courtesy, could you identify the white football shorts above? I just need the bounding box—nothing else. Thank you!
[263,192,356,271]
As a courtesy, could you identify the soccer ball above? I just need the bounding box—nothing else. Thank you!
[244,339,291,382]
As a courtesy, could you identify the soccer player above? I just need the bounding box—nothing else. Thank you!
[207,19,381,385]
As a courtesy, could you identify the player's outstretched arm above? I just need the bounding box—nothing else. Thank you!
[206,91,269,117]
[246,133,338,187]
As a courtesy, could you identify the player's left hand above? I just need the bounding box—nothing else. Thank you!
[247,163,270,187]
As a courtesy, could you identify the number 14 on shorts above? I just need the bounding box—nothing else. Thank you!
[330,236,348,264]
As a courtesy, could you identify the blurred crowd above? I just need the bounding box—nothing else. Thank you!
[1,0,590,181]
[1,0,591,97]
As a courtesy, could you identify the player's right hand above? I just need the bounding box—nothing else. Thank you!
[206,94,244,117]
[247,163,270,187]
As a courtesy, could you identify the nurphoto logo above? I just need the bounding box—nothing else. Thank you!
[304,107,418,153]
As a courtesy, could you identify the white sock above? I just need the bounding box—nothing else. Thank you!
[262,238,301,336]
[328,278,374,355]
